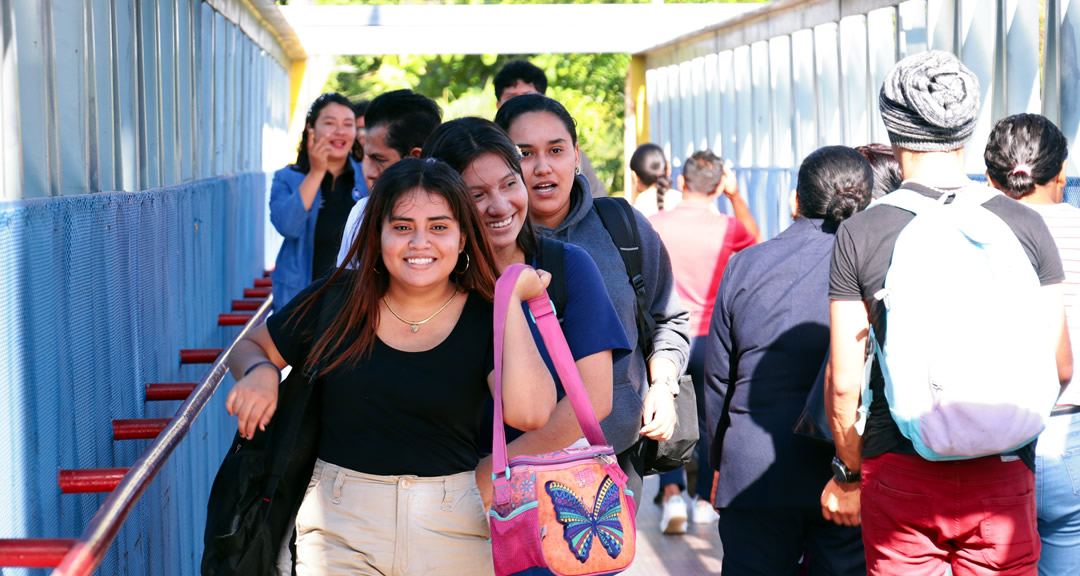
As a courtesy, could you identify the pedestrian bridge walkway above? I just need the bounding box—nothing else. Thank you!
[2,0,1078,574]
[627,475,725,576]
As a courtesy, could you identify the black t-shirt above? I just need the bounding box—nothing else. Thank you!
[310,163,357,282]
[266,275,496,477]
[829,183,1064,469]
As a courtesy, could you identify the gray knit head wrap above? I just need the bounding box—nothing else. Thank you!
[879,50,981,152]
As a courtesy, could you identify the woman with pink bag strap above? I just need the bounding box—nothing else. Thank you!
[224,158,556,575]
[421,118,630,516]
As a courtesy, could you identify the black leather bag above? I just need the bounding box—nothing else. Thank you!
[793,350,834,444]
[200,366,321,576]
[201,285,339,576]
[643,374,698,475]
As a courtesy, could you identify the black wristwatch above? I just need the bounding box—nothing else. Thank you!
[831,457,860,483]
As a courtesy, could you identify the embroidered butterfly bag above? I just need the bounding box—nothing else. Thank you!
[490,264,637,576]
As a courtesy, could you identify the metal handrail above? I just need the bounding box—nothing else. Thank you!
[51,294,274,576]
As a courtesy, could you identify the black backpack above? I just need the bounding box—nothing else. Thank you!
[201,283,341,576]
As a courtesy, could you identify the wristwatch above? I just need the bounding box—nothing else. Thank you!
[831,457,860,483]
[649,375,680,398]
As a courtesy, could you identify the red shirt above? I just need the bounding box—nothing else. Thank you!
[648,199,756,337]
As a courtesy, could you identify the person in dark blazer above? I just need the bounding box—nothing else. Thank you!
[704,146,873,575]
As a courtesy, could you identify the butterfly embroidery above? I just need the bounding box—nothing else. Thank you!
[545,475,624,563]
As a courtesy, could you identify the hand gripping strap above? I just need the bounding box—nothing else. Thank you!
[492,264,608,503]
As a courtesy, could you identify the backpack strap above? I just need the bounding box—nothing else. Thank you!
[594,197,657,358]
[534,235,567,319]
[871,188,946,216]
[873,184,1003,215]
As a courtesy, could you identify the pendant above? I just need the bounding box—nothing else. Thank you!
[410,324,419,333]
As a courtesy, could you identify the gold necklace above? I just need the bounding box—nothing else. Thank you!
[382,290,459,333]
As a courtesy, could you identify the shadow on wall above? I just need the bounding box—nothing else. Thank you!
[0,172,265,575]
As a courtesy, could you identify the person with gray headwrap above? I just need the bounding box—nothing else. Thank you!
[823,50,1069,575]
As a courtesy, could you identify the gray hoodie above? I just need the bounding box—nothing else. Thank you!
[536,176,691,454]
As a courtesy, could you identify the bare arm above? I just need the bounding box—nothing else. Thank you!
[297,137,331,211]
[721,166,762,243]
[826,299,869,471]
[490,270,558,432]
[1041,284,1073,390]
[821,299,868,527]
[478,351,612,506]
[225,323,289,439]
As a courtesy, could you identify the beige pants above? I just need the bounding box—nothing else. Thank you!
[295,459,494,576]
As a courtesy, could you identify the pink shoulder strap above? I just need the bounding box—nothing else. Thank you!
[491,264,608,496]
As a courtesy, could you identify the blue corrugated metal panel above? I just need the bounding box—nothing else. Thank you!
[0,171,265,575]
[139,0,162,190]
[177,0,194,182]
[116,0,142,192]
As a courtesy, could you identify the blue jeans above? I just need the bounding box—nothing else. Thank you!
[658,336,712,501]
[1035,412,1080,576]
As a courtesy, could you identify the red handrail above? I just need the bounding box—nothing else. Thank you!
[0,539,76,568]
[232,299,261,311]
[51,295,273,576]
[58,469,129,494]
[180,349,224,364]
[112,418,171,440]
[218,313,254,326]
[144,383,197,402]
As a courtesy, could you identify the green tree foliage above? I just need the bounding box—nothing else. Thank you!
[325,53,630,193]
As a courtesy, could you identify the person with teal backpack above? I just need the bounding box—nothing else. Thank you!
[826,51,1071,575]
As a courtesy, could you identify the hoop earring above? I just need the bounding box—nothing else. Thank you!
[575,165,581,175]
[373,258,386,275]
[454,252,470,275]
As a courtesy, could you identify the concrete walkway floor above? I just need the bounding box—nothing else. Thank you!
[622,475,724,575]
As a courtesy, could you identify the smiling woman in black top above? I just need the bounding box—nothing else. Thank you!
[226,159,556,575]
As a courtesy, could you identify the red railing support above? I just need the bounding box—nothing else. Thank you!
[232,299,261,311]
[112,419,171,441]
[52,296,274,576]
[254,278,272,287]
[263,269,271,278]
[243,287,271,298]
[0,539,76,568]
[180,349,223,364]
[144,383,197,402]
[218,313,254,326]
[58,469,129,494]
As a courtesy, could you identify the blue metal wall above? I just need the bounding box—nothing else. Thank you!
[643,0,1080,239]
[0,0,291,573]
[0,172,265,575]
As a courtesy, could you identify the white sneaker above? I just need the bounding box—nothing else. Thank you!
[659,495,688,534]
[691,496,720,524]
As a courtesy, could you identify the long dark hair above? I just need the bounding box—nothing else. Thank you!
[294,92,360,172]
[985,113,1069,200]
[796,146,873,226]
[854,144,903,199]
[421,117,539,259]
[629,143,671,196]
[293,159,499,374]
